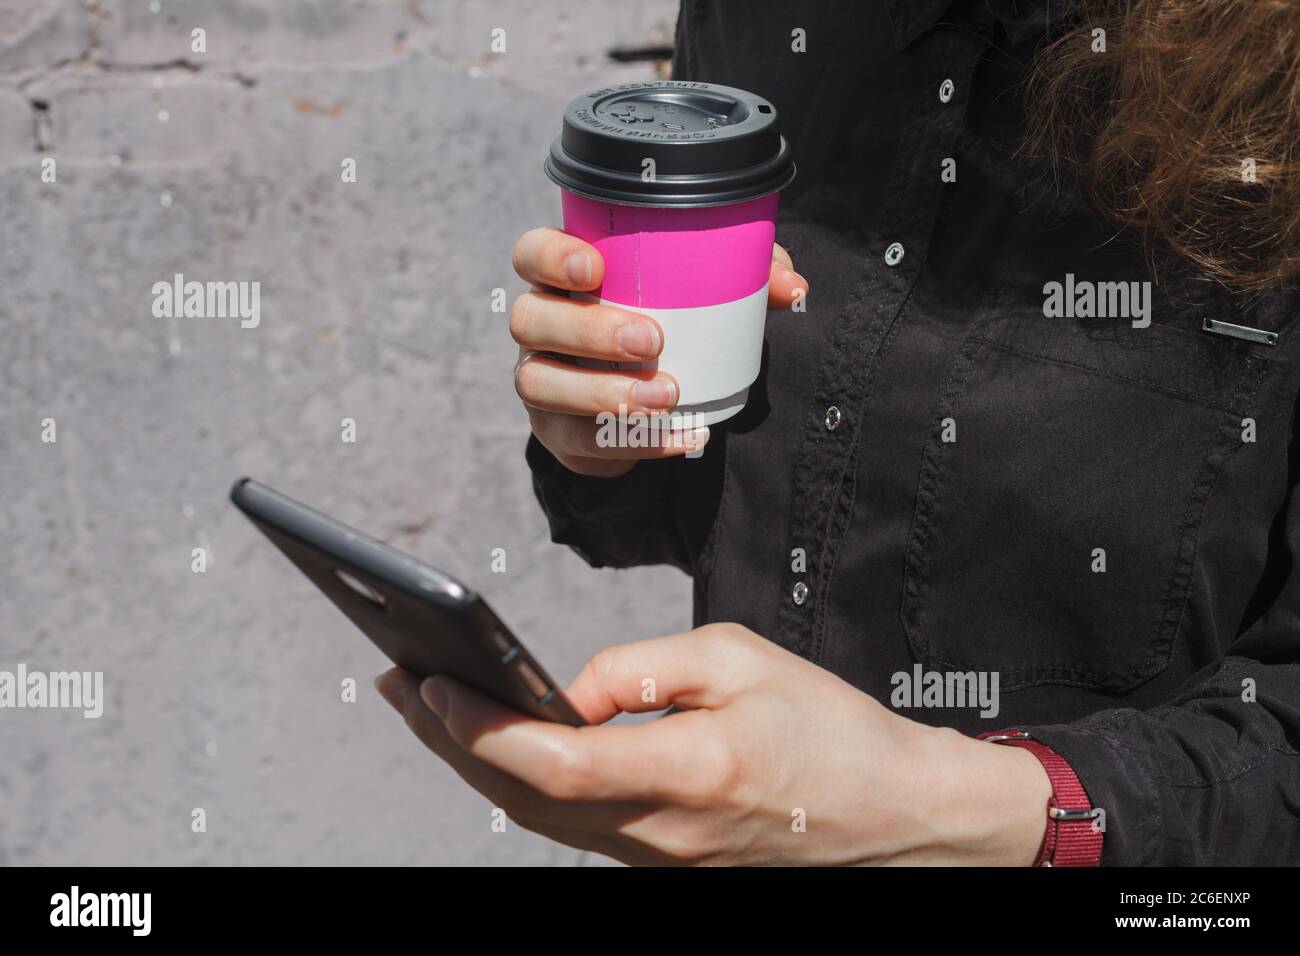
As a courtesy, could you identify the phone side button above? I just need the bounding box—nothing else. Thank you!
[500,645,519,664]
[514,660,550,700]
[488,629,513,655]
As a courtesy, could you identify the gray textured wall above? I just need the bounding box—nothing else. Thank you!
[0,0,688,865]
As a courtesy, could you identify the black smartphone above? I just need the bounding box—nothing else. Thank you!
[230,478,586,726]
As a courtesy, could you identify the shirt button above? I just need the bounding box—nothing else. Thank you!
[824,405,841,431]
[884,242,905,267]
[939,78,955,103]
[792,581,809,606]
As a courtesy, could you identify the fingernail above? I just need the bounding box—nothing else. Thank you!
[684,426,710,459]
[615,322,659,358]
[564,253,591,286]
[375,674,405,712]
[632,377,676,409]
[420,677,449,720]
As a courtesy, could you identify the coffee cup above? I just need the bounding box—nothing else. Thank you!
[544,80,795,428]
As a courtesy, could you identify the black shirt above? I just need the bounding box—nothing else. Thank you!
[526,0,1300,864]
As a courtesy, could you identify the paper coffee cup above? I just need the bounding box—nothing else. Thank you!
[544,81,796,428]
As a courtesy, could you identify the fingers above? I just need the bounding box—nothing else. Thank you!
[772,242,794,270]
[512,227,604,292]
[767,247,808,309]
[528,408,709,462]
[423,675,721,804]
[515,351,678,416]
[564,626,752,724]
[377,668,642,826]
[509,290,663,362]
[376,662,739,833]
[377,668,531,800]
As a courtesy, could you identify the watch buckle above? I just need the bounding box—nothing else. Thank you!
[1049,806,1100,823]
[981,731,1031,744]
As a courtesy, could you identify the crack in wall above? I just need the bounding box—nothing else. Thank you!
[30,96,50,152]
[15,56,258,153]
[7,0,666,156]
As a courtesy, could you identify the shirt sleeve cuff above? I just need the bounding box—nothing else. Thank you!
[1021,715,1162,866]
[525,434,673,520]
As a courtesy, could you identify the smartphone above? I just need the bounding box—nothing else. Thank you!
[230,478,586,726]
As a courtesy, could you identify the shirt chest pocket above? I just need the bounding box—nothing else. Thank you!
[900,310,1270,692]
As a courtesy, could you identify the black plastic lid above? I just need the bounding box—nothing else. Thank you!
[544,80,795,208]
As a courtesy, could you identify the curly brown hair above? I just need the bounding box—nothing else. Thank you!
[1024,0,1300,291]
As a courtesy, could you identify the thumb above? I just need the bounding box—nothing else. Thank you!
[564,626,748,724]
[768,243,808,308]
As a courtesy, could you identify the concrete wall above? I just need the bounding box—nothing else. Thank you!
[0,0,687,866]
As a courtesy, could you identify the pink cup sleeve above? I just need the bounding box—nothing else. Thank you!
[561,191,779,310]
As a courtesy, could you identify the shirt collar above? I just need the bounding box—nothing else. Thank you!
[884,0,1069,50]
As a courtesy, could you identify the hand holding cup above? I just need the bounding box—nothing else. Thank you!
[510,230,807,478]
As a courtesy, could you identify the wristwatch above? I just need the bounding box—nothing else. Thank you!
[978,728,1103,867]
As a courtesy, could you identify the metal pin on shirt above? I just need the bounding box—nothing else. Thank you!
[1202,317,1278,347]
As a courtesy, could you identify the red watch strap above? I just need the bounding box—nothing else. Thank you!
[978,729,1102,867]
